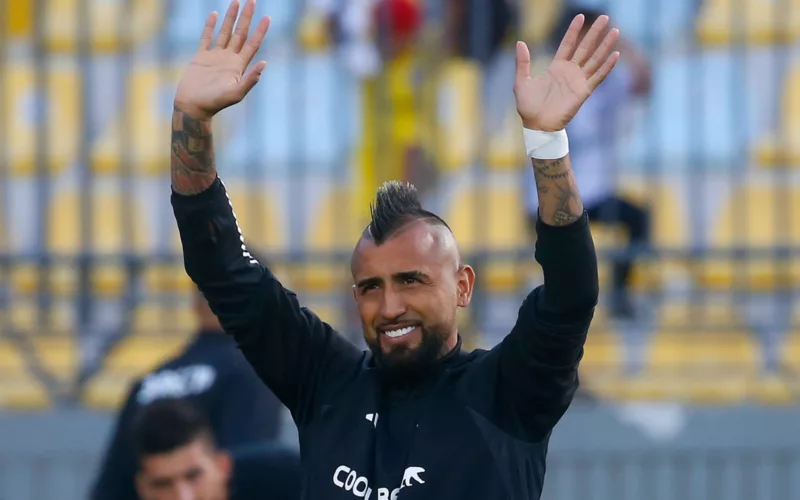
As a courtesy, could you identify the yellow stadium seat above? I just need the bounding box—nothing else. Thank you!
[0,340,50,409]
[580,329,625,374]
[696,0,800,46]
[755,64,800,166]
[435,60,483,172]
[591,374,755,405]
[520,0,563,45]
[91,66,182,175]
[646,328,761,375]
[131,303,197,336]
[748,375,796,405]
[304,301,344,331]
[0,199,6,253]
[103,335,190,377]
[782,329,800,372]
[82,371,136,410]
[7,301,74,335]
[298,187,367,293]
[32,336,77,383]
[444,182,533,292]
[11,187,150,296]
[2,63,81,175]
[0,340,28,374]
[4,0,32,38]
[695,186,800,290]
[298,10,332,52]
[41,0,163,53]
[657,300,743,332]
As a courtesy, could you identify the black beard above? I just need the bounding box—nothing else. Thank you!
[370,326,448,387]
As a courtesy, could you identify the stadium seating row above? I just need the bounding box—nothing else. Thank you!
[5,0,163,52]
[8,0,800,54]
[2,180,799,296]
[2,315,799,409]
[696,0,800,45]
[4,55,800,177]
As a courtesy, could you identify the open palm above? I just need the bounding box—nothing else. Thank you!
[175,0,271,120]
[515,14,620,132]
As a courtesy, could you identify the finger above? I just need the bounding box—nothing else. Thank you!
[583,28,620,77]
[239,60,268,96]
[198,11,218,51]
[230,0,256,53]
[571,15,610,67]
[587,51,620,90]
[514,41,531,82]
[215,0,240,49]
[553,14,585,61]
[240,16,271,66]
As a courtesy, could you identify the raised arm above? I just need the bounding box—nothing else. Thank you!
[171,0,362,423]
[493,14,617,440]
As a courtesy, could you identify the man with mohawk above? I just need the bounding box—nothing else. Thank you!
[170,0,617,497]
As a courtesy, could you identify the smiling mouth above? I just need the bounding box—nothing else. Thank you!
[383,325,417,338]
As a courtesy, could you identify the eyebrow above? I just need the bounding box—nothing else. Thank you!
[355,270,430,289]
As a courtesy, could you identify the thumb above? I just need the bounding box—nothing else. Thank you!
[515,41,531,81]
[239,60,267,97]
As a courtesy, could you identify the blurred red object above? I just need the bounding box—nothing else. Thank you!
[373,0,422,38]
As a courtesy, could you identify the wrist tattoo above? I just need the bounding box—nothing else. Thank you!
[532,157,583,226]
[171,107,217,195]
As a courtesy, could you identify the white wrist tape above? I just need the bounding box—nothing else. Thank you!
[523,128,569,159]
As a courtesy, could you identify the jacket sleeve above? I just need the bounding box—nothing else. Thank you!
[495,211,598,441]
[171,177,363,424]
[89,382,142,500]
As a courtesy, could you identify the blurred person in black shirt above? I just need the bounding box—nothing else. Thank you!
[91,285,287,500]
[133,398,300,500]
[445,0,515,66]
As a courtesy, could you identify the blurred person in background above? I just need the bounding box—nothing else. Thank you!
[444,0,517,132]
[91,282,287,500]
[445,0,515,67]
[133,398,301,500]
[302,0,437,208]
[524,5,652,320]
[168,1,619,497]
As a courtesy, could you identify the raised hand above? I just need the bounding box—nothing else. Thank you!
[174,0,271,120]
[514,15,620,132]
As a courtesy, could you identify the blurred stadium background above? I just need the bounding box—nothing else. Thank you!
[2,0,800,498]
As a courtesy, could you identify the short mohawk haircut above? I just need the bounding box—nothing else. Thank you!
[367,181,450,244]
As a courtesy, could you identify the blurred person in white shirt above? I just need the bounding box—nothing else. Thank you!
[524,5,652,320]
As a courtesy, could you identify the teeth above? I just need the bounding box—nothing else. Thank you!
[385,326,415,338]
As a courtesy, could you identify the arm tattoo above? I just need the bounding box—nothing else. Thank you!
[171,107,217,195]
[531,156,584,226]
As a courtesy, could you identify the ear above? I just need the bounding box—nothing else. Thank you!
[135,471,148,499]
[216,451,233,481]
[456,265,475,308]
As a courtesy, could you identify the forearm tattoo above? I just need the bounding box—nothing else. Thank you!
[532,156,584,226]
[171,107,217,195]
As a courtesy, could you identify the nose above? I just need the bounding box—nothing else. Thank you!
[379,286,407,320]
[176,482,195,500]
